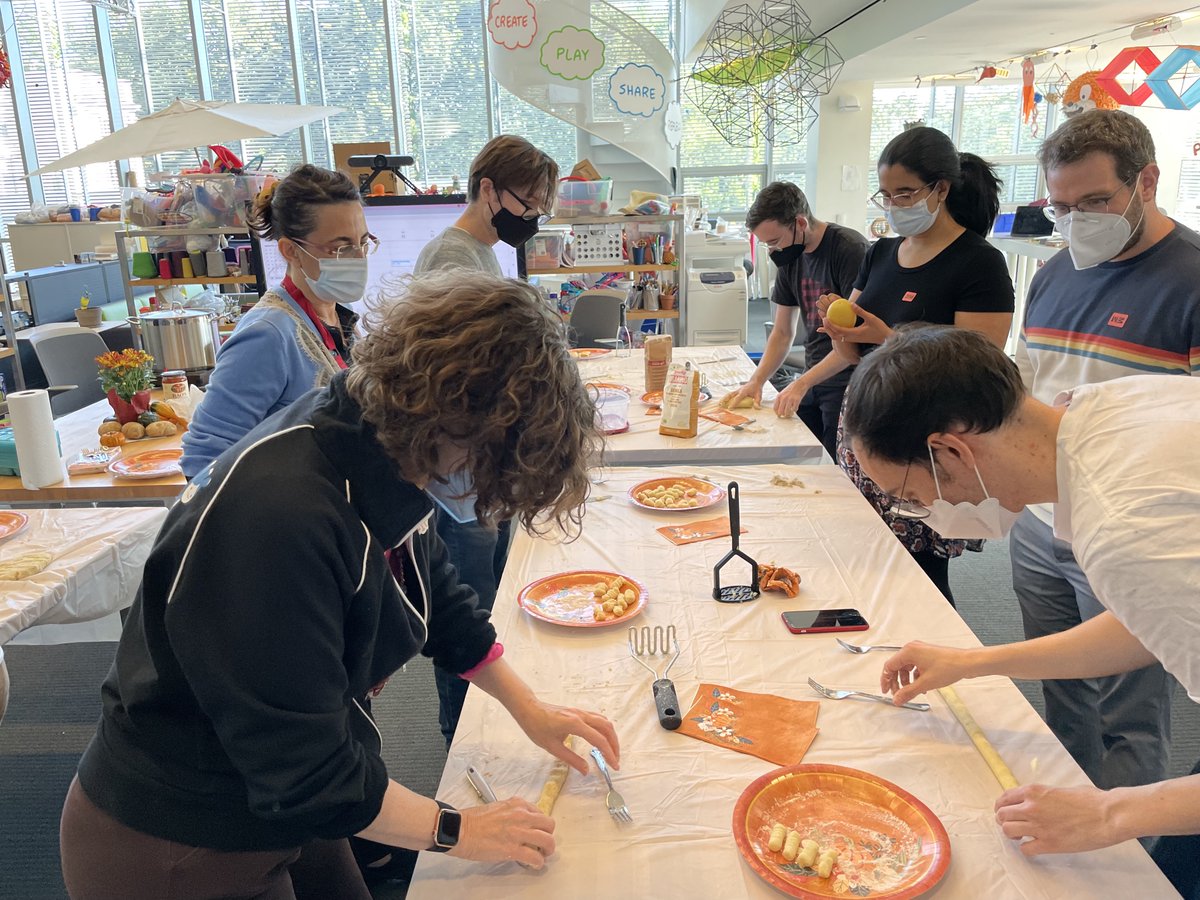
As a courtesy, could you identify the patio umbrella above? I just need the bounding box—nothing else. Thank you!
[29,98,344,176]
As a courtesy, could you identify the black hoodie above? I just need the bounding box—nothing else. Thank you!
[77,373,496,851]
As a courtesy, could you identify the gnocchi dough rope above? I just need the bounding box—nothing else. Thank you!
[535,736,574,815]
[939,685,1020,791]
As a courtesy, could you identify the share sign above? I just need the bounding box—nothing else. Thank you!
[609,63,666,118]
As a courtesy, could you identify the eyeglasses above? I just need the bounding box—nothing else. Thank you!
[294,235,380,260]
[887,461,932,520]
[1042,177,1136,221]
[764,222,798,251]
[502,187,552,224]
[870,182,935,211]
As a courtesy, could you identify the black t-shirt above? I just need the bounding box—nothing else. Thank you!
[772,223,869,383]
[852,230,1014,334]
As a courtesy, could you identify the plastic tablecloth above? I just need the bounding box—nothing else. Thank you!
[408,465,1176,899]
[578,346,826,466]
[0,506,166,659]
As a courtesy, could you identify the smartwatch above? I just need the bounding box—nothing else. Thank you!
[428,801,461,852]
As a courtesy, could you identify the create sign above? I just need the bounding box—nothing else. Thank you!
[609,63,666,117]
[540,25,605,81]
[487,0,537,50]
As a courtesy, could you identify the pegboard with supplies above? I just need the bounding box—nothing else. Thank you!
[571,223,626,265]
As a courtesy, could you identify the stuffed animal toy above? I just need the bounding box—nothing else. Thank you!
[1062,70,1120,117]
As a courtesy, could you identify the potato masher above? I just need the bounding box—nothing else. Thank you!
[712,481,759,603]
[629,624,682,730]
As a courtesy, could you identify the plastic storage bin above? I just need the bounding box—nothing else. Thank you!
[525,228,569,268]
[556,178,613,217]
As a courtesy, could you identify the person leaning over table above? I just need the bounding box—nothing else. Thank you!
[181,163,370,478]
[1008,109,1200,795]
[721,180,868,456]
[805,126,1015,604]
[59,272,620,900]
[412,134,559,750]
[838,324,1200,899]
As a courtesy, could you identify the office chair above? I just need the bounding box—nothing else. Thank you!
[26,324,109,416]
[567,290,624,349]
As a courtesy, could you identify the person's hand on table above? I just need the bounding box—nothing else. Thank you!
[453,797,556,868]
[719,382,763,411]
[818,300,893,346]
[773,377,808,418]
[994,783,1121,856]
[880,641,977,705]
[513,700,621,774]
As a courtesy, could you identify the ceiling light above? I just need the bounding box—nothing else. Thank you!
[1131,15,1182,41]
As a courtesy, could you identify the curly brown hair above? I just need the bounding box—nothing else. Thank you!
[345,272,598,536]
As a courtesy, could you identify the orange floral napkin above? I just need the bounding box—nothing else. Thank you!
[656,516,746,546]
[677,683,819,766]
[700,408,752,427]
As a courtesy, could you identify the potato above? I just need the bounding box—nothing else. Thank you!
[98,420,122,436]
[121,422,146,440]
[145,420,178,438]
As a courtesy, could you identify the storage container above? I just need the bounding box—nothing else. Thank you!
[556,178,613,217]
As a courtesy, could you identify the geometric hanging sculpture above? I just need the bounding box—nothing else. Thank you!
[686,2,842,147]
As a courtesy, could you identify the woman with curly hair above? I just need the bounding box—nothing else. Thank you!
[60,272,617,899]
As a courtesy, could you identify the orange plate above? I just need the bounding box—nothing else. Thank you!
[109,448,184,480]
[628,476,726,513]
[733,764,951,899]
[586,381,632,395]
[641,387,711,405]
[0,511,29,541]
[569,348,612,359]
[517,570,647,627]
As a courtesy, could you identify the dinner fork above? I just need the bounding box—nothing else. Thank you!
[590,748,632,822]
[807,676,930,712]
[836,637,904,654]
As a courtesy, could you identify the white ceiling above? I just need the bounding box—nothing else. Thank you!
[684,1,1200,85]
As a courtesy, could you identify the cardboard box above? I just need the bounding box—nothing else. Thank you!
[333,141,403,195]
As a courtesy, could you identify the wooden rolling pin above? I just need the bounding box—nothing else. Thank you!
[938,686,1019,791]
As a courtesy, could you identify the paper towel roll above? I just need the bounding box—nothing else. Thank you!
[7,390,66,490]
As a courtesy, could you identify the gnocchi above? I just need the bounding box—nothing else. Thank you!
[796,839,819,868]
[765,823,838,879]
[634,481,705,509]
[591,576,638,622]
[816,849,838,879]
[781,830,801,862]
[767,823,786,853]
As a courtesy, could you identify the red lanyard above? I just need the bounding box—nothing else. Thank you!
[281,275,348,370]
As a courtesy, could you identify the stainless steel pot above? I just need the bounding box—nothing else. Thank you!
[127,304,218,372]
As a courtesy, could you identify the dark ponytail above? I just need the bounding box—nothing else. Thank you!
[248,163,361,242]
[878,127,1003,237]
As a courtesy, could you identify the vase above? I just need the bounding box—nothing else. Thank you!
[107,388,152,424]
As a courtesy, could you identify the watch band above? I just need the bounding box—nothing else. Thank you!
[428,800,461,853]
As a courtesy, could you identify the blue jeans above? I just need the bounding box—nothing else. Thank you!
[1009,510,1173,789]
[433,512,511,747]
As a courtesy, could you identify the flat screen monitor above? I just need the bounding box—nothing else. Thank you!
[256,198,519,315]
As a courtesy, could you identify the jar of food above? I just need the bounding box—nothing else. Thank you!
[161,370,188,400]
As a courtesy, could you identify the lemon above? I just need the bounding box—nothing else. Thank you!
[826,298,857,329]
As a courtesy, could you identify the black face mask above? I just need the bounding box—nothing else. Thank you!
[768,221,805,268]
[491,199,541,248]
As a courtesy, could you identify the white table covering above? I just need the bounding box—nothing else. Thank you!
[0,506,167,656]
[578,346,825,466]
[409,465,1175,899]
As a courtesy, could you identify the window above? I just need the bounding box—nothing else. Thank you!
[868,85,955,195]
[137,0,203,175]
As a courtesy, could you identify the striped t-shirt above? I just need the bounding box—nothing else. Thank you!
[1016,221,1200,524]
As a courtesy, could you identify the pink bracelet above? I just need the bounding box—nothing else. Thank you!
[460,642,504,681]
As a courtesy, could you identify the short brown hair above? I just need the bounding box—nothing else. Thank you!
[746,181,812,229]
[1038,109,1156,185]
[249,163,361,242]
[345,272,597,535]
[467,135,559,213]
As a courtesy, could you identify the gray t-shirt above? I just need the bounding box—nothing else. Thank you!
[413,226,503,277]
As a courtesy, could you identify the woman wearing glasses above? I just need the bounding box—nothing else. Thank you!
[181,164,377,478]
[807,126,1015,603]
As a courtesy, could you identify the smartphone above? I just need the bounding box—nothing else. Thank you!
[781,608,869,634]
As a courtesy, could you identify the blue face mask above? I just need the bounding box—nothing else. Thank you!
[296,244,369,305]
[885,194,941,237]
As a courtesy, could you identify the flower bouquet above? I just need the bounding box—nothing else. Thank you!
[97,349,155,423]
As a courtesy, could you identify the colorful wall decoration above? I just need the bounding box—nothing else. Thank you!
[1093,45,1200,110]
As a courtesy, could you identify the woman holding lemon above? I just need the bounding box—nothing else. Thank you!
[792,126,1014,603]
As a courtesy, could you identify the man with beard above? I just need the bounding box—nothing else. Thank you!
[1012,109,1200,794]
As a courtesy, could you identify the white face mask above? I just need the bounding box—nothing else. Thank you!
[1057,189,1142,270]
[296,245,369,305]
[920,445,1022,540]
[885,193,941,237]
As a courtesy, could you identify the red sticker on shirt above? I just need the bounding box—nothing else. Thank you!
[1108,312,1128,327]
[901,291,917,303]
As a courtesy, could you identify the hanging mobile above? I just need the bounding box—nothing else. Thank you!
[712,482,760,603]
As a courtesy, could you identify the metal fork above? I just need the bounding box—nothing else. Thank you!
[807,676,930,712]
[836,637,904,654]
[590,748,632,822]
